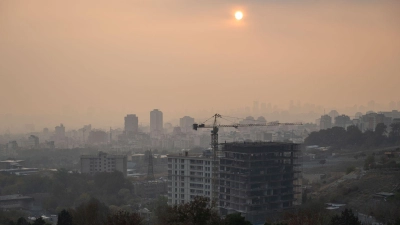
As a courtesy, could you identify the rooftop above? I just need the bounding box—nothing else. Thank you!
[167,153,212,159]
[0,194,34,201]
[222,142,300,153]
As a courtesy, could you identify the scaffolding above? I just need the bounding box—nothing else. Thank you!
[219,142,302,225]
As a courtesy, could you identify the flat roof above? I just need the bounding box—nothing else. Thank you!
[222,142,300,153]
[0,160,24,163]
[0,194,34,201]
[167,153,212,159]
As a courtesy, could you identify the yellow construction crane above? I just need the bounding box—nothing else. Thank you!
[193,113,302,207]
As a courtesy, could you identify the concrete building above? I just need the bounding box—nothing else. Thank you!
[358,113,392,131]
[219,142,301,225]
[180,116,195,133]
[124,114,139,135]
[320,115,332,130]
[334,115,351,129]
[167,151,213,205]
[150,109,163,135]
[0,194,34,210]
[80,151,127,177]
[55,124,65,139]
[28,135,39,148]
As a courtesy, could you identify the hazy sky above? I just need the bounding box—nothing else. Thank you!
[1,0,399,130]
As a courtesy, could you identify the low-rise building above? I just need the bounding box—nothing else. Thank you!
[0,194,34,210]
[133,180,168,198]
[80,151,127,176]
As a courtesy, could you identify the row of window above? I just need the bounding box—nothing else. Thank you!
[167,159,212,165]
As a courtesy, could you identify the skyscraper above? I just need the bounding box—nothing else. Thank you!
[55,124,65,140]
[180,116,195,133]
[124,114,138,135]
[150,109,163,134]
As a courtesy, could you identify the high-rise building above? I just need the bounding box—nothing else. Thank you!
[150,109,163,134]
[334,115,351,128]
[358,113,392,131]
[27,135,39,148]
[167,151,213,205]
[219,142,301,224]
[55,124,65,140]
[124,114,138,135]
[80,151,127,177]
[180,116,195,133]
[320,115,332,130]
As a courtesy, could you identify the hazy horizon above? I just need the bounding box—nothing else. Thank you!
[1,0,399,131]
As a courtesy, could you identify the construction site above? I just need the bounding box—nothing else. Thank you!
[219,142,302,224]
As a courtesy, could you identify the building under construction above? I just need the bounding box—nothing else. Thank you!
[219,142,301,225]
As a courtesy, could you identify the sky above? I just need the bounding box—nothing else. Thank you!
[1,0,400,131]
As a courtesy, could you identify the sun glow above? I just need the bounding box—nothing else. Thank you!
[235,11,243,20]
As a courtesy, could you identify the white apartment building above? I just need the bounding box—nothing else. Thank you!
[167,152,213,205]
[80,151,127,177]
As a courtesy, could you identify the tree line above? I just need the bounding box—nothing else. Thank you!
[0,170,133,214]
[304,122,400,149]
[3,196,400,225]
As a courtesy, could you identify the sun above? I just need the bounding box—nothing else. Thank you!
[235,11,243,20]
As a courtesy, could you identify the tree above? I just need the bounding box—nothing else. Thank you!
[57,210,73,225]
[152,196,168,225]
[106,211,142,225]
[389,123,400,144]
[329,208,362,225]
[364,155,375,170]
[158,196,221,225]
[346,125,363,147]
[223,213,252,225]
[70,198,109,225]
[31,217,48,225]
[16,217,30,225]
[319,159,326,167]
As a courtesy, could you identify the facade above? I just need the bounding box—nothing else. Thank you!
[124,114,139,135]
[80,151,127,177]
[219,142,301,225]
[180,116,195,133]
[358,113,392,131]
[334,115,351,128]
[55,124,65,139]
[0,194,34,210]
[320,115,332,130]
[28,135,39,148]
[167,152,213,205]
[150,109,163,135]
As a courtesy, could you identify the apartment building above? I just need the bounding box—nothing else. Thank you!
[219,142,301,225]
[80,151,127,177]
[167,151,213,205]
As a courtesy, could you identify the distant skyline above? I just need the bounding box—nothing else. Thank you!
[1,99,400,133]
[1,0,399,131]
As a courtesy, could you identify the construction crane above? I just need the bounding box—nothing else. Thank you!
[193,113,302,207]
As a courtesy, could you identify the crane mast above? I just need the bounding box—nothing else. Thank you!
[193,114,302,208]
